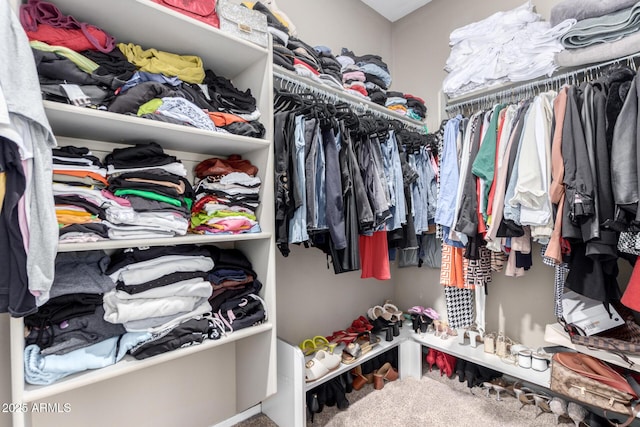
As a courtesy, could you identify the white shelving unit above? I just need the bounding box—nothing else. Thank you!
[10,1,275,426]
[262,324,550,427]
[262,327,422,427]
[412,331,551,388]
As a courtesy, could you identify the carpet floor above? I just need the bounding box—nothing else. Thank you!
[234,368,582,427]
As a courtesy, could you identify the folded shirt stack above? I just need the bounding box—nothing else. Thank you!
[340,48,393,91]
[191,155,262,235]
[22,250,138,385]
[104,245,214,332]
[103,142,191,240]
[385,91,408,116]
[52,146,110,242]
[404,94,427,120]
[443,3,575,97]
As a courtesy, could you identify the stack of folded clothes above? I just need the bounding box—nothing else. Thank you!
[404,94,427,120]
[340,48,392,92]
[313,46,345,90]
[207,247,267,332]
[385,91,408,115]
[553,0,640,67]
[368,87,388,106]
[103,142,192,239]
[191,155,262,235]
[104,245,214,332]
[22,250,151,385]
[443,3,574,97]
[52,146,111,242]
[26,17,267,138]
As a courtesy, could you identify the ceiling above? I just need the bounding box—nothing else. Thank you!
[359,0,432,22]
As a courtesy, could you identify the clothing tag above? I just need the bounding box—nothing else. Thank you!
[562,290,623,336]
[0,85,10,125]
[197,84,212,101]
[60,84,91,107]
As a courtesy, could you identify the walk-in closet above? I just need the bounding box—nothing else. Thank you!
[2,0,640,426]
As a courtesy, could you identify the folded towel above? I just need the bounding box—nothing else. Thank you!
[556,29,640,67]
[561,3,640,49]
[551,0,640,27]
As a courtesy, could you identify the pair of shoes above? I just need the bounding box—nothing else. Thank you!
[305,350,341,382]
[461,361,500,389]
[481,377,511,401]
[433,320,457,340]
[532,392,553,418]
[373,362,399,390]
[425,348,457,378]
[512,382,536,410]
[550,399,587,427]
[326,330,359,346]
[346,316,373,334]
[341,332,380,364]
[299,335,337,356]
[351,365,369,391]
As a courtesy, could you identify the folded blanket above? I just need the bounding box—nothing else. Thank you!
[551,0,640,27]
[556,29,640,67]
[561,3,640,49]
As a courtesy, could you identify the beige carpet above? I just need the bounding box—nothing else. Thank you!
[235,369,577,427]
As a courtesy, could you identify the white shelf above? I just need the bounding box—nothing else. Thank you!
[21,322,273,403]
[412,331,551,388]
[302,327,410,392]
[56,231,272,252]
[44,102,270,157]
[544,323,640,373]
[50,0,268,78]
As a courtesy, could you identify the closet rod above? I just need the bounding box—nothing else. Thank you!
[444,51,640,114]
[273,68,428,134]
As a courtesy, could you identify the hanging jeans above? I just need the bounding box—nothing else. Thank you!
[289,115,309,244]
[381,131,406,231]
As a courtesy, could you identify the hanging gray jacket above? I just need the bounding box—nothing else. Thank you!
[611,71,640,222]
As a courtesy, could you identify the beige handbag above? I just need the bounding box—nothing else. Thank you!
[550,352,639,426]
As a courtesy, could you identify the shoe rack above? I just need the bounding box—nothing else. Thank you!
[262,327,422,427]
[413,331,551,388]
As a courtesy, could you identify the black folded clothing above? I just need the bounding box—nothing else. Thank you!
[81,48,136,90]
[386,91,405,98]
[364,73,387,90]
[203,70,257,115]
[105,142,178,169]
[106,244,211,275]
[340,49,390,71]
[108,81,174,115]
[34,49,102,86]
[369,90,388,106]
[222,121,266,138]
[250,1,289,34]
[130,318,212,360]
[24,293,103,328]
[59,223,109,238]
[52,146,103,167]
[55,195,107,219]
